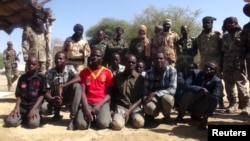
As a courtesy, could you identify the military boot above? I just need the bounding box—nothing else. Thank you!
[225,98,237,113]
[240,98,250,116]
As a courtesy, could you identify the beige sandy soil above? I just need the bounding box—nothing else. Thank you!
[0,75,249,141]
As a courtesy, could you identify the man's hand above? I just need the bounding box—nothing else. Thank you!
[91,104,101,115]
[52,96,62,107]
[143,93,156,105]
[84,109,93,122]
[27,109,37,119]
[8,107,20,118]
[199,88,209,96]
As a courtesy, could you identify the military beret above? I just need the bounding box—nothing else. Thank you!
[163,19,172,25]
[243,3,250,17]
[73,24,84,32]
[202,16,216,22]
[115,26,124,32]
[7,41,13,45]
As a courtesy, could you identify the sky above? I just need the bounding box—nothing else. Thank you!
[1,0,250,65]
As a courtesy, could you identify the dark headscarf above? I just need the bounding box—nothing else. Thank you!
[222,17,241,33]
[73,24,84,32]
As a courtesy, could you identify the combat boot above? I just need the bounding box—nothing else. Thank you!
[225,98,237,113]
[240,98,250,116]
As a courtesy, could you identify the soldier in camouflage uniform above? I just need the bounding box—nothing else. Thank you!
[151,25,163,57]
[151,19,179,67]
[240,3,250,117]
[129,24,151,69]
[222,17,249,116]
[22,10,50,74]
[108,26,128,65]
[63,24,91,73]
[3,41,19,91]
[193,16,226,109]
[176,25,196,72]
[90,30,111,67]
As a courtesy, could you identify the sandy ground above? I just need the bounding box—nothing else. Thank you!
[0,74,250,141]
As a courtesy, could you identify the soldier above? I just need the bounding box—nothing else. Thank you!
[222,17,250,116]
[90,30,111,67]
[176,25,196,72]
[22,9,50,74]
[108,26,129,65]
[3,41,19,91]
[193,16,226,109]
[151,25,163,57]
[152,19,179,67]
[129,24,151,69]
[240,3,250,117]
[63,24,91,73]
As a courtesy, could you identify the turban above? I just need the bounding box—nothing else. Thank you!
[73,24,84,32]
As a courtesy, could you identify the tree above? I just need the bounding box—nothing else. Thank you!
[130,5,202,39]
[85,5,203,44]
[86,18,131,42]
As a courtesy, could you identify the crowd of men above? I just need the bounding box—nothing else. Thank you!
[3,3,250,131]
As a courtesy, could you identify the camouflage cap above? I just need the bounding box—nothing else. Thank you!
[243,3,250,17]
[163,19,172,25]
[7,41,13,45]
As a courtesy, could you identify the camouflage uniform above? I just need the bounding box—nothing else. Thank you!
[108,38,128,64]
[63,37,91,73]
[22,26,49,74]
[194,30,222,70]
[222,30,249,112]
[176,37,195,72]
[241,22,250,82]
[151,31,179,66]
[129,38,148,64]
[3,46,19,90]
[90,39,111,66]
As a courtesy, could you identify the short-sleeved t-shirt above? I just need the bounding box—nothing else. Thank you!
[80,66,113,104]
[15,71,46,109]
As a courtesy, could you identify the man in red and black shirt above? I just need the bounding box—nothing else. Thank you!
[77,47,114,130]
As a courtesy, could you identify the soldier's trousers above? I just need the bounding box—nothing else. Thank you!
[5,65,18,86]
[223,67,249,106]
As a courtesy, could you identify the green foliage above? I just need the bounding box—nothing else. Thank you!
[86,18,131,41]
[85,5,203,44]
[131,5,202,39]
[0,53,4,69]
